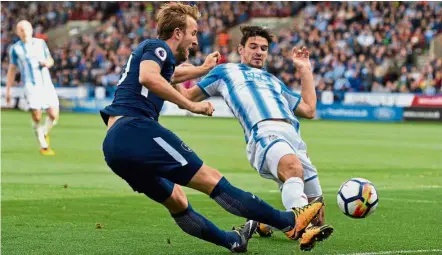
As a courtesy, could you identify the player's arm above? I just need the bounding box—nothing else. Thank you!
[292,47,316,119]
[176,65,223,102]
[139,60,213,116]
[171,51,220,85]
[171,64,209,102]
[39,40,54,68]
[6,64,17,105]
[40,56,54,68]
[294,67,316,119]
[177,85,207,102]
[6,46,19,105]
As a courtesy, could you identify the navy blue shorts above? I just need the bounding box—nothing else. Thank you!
[102,116,203,203]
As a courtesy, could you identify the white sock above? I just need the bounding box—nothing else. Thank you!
[43,116,55,136]
[33,121,48,149]
[260,177,309,232]
[281,177,308,210]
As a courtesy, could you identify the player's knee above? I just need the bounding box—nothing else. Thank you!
[172,196,188,212]
[48,114,58,121]
[277,154,303,182]
[164,186,188,214]
[32,113,42,123]
[47,108,59,121]
[33,116,41,123]
[205,167,223,181]
[172,186,187,206]
[187,164,223,195]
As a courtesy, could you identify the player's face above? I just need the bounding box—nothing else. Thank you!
[177,16,198,63]
[239,36,269,69]
[16,24,33,41]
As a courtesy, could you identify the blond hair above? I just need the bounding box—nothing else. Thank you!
[156,2,200,40]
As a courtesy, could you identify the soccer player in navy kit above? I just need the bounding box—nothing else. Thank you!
[101,3,323,253]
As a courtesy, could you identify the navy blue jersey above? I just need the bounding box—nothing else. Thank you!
[100,39,176,124]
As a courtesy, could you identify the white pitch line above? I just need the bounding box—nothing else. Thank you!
[185,184,442,196]
[323,185,442,192]
[337,249,442,255]
[268,185,442,193]
[380,197,438,204]
[269,190,437,204]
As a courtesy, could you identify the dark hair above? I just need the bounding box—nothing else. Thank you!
[239,25,273,46]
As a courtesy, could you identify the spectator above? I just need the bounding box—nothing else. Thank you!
[1,1,440,95]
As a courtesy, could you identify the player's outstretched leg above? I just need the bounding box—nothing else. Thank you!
[186,164,323,241]
[276,153,309,209]
[253,144,334,246]
[162,185,254,253]
[103,117,255,253]
[250,143,312,238]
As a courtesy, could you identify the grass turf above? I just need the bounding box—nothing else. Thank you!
[2,110,442,254]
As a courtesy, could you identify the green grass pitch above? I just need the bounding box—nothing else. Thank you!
[2,110,442,254]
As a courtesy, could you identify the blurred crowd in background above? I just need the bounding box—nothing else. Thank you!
[2,1,441,94]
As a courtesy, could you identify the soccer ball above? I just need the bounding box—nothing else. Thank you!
[337,178,379,218]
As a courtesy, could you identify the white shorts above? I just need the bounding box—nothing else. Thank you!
[246,121,322,198]
[24,83,59,110]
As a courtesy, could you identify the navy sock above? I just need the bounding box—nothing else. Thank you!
[171,204,241,250]
[210,177,294,231]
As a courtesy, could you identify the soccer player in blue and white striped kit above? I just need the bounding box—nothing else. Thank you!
[6,20,58,156]
[178,26,333,251]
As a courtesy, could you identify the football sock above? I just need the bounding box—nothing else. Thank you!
[281,177,308,209]
[33,121,48,149]
[210,177,294,232]
[171,204,241,250]
[43,116,56,136]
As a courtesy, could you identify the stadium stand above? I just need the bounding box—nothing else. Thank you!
[1,2,441,94]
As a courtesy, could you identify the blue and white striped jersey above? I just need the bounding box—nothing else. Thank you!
[197,63,302,141]
[9,38,53,87]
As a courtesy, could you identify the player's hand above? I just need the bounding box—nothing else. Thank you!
[189,101,215,116]
[5,93,11,105]
[202,51,220,70]
[39,60,48,68]
[292,46,312,72]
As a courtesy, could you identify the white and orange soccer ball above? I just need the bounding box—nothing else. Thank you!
[337,178,379,218]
